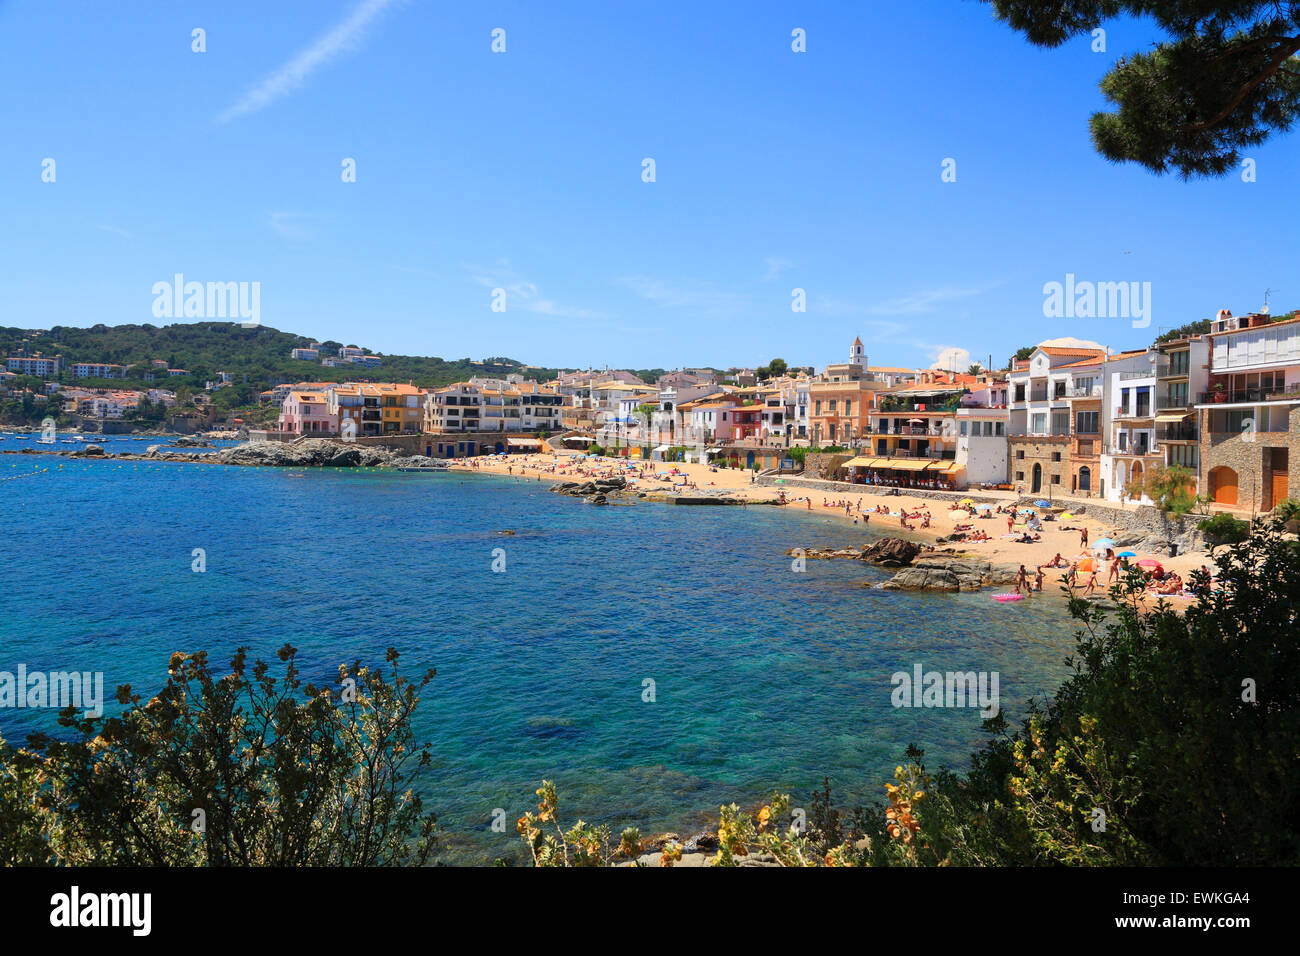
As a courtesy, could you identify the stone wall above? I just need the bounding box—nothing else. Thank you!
[1199,405,1300,511]
[803,453,852,479]
[1007,436,1070,494]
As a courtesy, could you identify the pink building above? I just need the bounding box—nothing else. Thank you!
[279,389,336,436]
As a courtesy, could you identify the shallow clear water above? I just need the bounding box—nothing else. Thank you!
[0,457,1079,863]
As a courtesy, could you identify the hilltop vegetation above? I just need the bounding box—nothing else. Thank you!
[0,322,576,392]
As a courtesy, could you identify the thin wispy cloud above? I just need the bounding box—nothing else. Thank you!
[863,282,1001,316]
[266,211,320,240]
[94,224,132,239]
[216,0,402,124]
[762,256,794,281]
[464,259,603,321]
[618,274,754,315]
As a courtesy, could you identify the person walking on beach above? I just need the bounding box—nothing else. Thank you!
[1007,513,1015,534]
[1034,566,1044,592]
[1079,526,1089,549]
[1016,564,1030,595]
[1107,552,1120,584]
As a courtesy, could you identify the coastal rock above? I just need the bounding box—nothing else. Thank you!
[78,444,106,457]
[170,436,212,448]
[549,475,630,504]
[682,831,719,852]
[860,538,923,567]
[213,439,397,469]
[881,556,1015,592]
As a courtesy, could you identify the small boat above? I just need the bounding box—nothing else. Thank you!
[35,438,56,445]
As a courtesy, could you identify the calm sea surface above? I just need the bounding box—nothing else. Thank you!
[0,455,1079,863]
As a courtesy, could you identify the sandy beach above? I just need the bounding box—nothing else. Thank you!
[450,452,1218,596]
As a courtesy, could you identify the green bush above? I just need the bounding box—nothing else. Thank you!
[1198,512,1250,546]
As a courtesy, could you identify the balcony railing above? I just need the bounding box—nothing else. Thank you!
[1114,405,1153,418]
[1029,389,1048,403]
[1156,422,1199,442]
[1069,385,1102,398]
[1196,387,1290,404]
[1119,369,1155,380]
[1155,393,1190,411]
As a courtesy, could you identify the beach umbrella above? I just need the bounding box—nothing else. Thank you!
[975,504,994,511]
[1017,508,1036,515]
[960,497,975,506]
[1118,551,1137,558]
[1034,499,1051,507]
[1077,557,1096,572]
[1059,512,1074,520]
[1092,538,1116,550]
[1137,559,1163,569]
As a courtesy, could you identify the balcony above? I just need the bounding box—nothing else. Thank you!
[1155,393,1190,411]
[1069,385,1102,398]
[1119,369,1155,380]
[1196,387,1285,404]
[1029,389,1048,403]
[1156,422,1198,442]
[1114,405,1153,419]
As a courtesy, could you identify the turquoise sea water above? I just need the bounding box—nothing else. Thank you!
[0,456,1079,863]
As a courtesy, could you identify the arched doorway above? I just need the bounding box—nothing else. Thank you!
[1209,466,1238,505]
[1130,461,1144,498]
[1031,463,1042,493]
[1114,460,1128,497]
[1078,465,1091,493]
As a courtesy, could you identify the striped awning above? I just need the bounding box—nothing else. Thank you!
[1155,411,1191,423]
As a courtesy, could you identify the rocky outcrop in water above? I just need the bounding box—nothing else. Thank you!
[860,538,924,567]
[550,476,631,505]
[787,538,925,566]
[213,439,401,468]
[881,556,1017,592]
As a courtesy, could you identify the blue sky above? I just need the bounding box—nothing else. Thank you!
[2,0,1297,371]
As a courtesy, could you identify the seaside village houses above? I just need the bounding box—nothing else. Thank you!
[239,312,1300,512]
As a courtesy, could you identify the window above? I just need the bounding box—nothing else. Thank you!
[1015,471,1024,480]
[1168,444,1198,468]
[1051,452,1061,462]
[844,400,852,415]
[995,422,1005,436]
[1051,474,1061,484]
[1016,450,1025,460]
[814,400,821,415]
[959,421,968,436]
[828,400,837,412]
[1031,413,1047,433]
[1076,411,1099,434]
